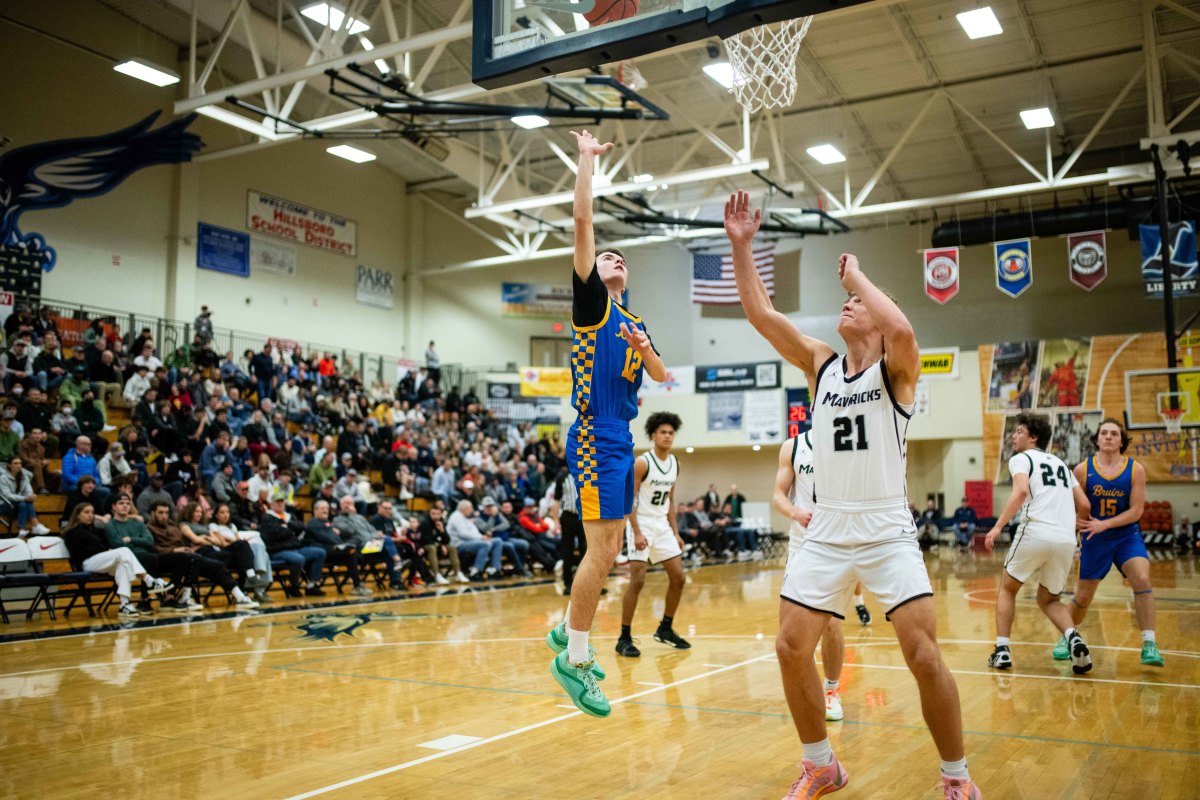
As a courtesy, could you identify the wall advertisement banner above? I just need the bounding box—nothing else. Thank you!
[707,392,744,432]
[519,366,572,397]
[197,223,249,278]
[745,389,783,444]
[501,282,572,318]
[696,360,780,392]
[247,190,356,257]
[356,264,395,309]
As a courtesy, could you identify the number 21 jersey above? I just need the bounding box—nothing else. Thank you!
[810,355,913,511]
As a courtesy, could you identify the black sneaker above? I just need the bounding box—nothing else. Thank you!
[653,627,691,649]
[987,645,1012,670]
[855,604,871,626]
[615,636,641,657]
[304,586,326,597]
[1068,631,1092,674]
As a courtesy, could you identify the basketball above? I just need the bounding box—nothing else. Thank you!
[585,0,638,26]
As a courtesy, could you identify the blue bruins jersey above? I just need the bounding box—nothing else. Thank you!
[571,296,646,422]
[1085,456,1140,540]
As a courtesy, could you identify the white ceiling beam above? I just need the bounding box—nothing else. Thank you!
[464,160,770,219]
[196,0,247,91]
[411,0,471,93]
[174,22,472,114]
[1055,67,1144,182]
[945,94,1047,183]
[852,92,939,209]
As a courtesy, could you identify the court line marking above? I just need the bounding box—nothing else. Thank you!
[845,660,1198,691]
[283,654,775,800]
[962,588,1200,609]
[637,681,665,686]
[702,663,731,668]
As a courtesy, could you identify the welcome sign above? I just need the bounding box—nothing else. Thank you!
[247,190,356,257]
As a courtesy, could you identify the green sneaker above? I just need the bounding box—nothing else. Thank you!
[1141,640,1164,667]
[545,621,606,679]
[1052,635,1070,661]
[550,650,610,717]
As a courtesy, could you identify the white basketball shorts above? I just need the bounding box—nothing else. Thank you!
[1004,526,1075,595]
[626,516,683,565]
[781,537,933,619]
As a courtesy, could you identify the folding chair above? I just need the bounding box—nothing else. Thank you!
[26,536,116,618]
[0,539,52,623]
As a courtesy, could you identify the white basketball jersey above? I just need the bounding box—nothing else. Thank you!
[636,451,677,519]
[788,431,815,542]
[1007,448,1078,543]
[811,355,913,508]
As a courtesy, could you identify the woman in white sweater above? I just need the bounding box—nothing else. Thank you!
[0,456,50,536]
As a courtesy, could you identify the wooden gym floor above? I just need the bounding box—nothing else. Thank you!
[1,550,1197,799]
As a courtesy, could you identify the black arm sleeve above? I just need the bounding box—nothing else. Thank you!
[572,266,608,328]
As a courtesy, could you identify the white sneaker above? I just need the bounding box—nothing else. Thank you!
[434,574,450,585]
[234,597,260,608]
[146,578,172,595]
[824,691,844,721]
[118,603,143,618]
[31,523,50,535]
[454,571,470,584]
[737,550,750,562]
[17,529,29,538]
[553,559,563,577]
[751,549,764,561]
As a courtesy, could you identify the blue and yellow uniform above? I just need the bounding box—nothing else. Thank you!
[567,266,652,520]
[1081,455,1149,580]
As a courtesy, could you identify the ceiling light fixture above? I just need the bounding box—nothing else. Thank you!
[113,58,180,87]
[511,114,549,129]
[326,144,376,163]
[195,105,281,140]
[806,144,846,165]
[702,61,738,90]
[1020,107,1055,129]
[301,3,370,35]
[956,7,1002,39]
[632,173,654,183]
[358,36,391,74]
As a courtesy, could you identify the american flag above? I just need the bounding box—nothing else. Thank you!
[691,246,775,304]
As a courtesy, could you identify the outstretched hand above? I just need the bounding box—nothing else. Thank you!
[619,322,653,357]
[571,129,614,157]
[724,190,762,245]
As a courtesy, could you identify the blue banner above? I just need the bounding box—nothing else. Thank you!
[995,238,1032,298]
[1140,221,1198,298]
[197,222,250,278]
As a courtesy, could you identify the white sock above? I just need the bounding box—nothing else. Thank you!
[853,594,864,606]
[246,569,256,578]
[940,758,969,780]
[995,636,1009,648]
[180,588,193,603]
[824,678,840,693]
[232,587,249,602]
[142,576,154,587]
[1064,627,1076,640]
[802,738,833,767]
[1142,630,1156,643]
[118,594,131,605]
[566,625,590,665]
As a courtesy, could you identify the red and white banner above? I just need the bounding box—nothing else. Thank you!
[923,247,960,304]
[247,190,356,257]
[1067,230,1107,291]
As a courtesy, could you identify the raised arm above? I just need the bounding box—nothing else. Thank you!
[724,191,834,379]
[838,254,920,403]
[571,130,614,282]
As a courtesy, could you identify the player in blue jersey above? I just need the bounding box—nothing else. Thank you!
[1065,418,1163,667]
[546,129,666,717]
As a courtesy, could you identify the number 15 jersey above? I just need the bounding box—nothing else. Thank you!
[1007,448,1078,544]
[810,355,914,511]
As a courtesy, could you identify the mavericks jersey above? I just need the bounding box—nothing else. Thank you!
[636,451,677,520]
[1006,448,1078,543]
[789,431,815,543]
[811,355,913,508]
[1085,456,1140,541]
[571,297,649,422]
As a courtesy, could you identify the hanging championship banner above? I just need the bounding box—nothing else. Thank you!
[995,238,1033,298]
[1067,231,1107,291]
[922,247,959,304]
[1140,221,1199,298]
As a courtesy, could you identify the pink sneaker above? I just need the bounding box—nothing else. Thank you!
[781,757,849,799]
[942,777,982,799]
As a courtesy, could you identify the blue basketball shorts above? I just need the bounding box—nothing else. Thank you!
[1079,530,1149,581]
[566,416,634,521]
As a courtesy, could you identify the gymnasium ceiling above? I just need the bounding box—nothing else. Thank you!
[81,0,1200,249]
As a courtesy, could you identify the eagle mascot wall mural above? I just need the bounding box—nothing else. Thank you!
[0,111,203,282]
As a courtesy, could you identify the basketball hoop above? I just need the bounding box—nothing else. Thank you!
[615,59,646,91]
[723,16,813,113]
[1161,408,1184,435]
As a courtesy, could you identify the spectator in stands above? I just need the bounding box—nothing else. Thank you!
[220,353,251,393]
[51,401,81,456]
[331,494,404,579]
[682,498,730,558]
[33,331,66,393]
[17,387,55,448]
[136,473,173,518]
[4,304,34,341]
[333,468,366,514]
[62,435,108,502]
[917,499,942,548]
[62,502,172,618]
[98,443,133,488]
[416,504,467,583]
[447,499,503,580]
[246,459,276,506]
[476,496,530,577]
[64,474,102,523]
[372,499,436,588]
[102,493,202,611]
[304,499,372,596]
[91,349,124,409]
[0,410,17,463]
[34,307,59,344]
[710,504,759,560]
[200,430,232,489]
[425,341,440,386]
[307,451,336,493]
[209,503,271,602]
[723,484,747,523]
[123,364,151,407]
[194,305,213,344]
[148,399,182,457]
[76,388,108,453]
[58,368,89,411]
[144,500,260,608]
[1,339,35,393]
[175,481,212,520]
[19,427,58,493]
[951,497,978,548]
[164,450,197,501]
[0,456,50,536]
[178,500,263,589]
[243,409,278,460]
[133,342,163,373]
[249,344,275,404]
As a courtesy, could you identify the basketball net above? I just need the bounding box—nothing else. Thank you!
[1161,408,1184,435]
[616,59,647,91]
[723,16,813,113]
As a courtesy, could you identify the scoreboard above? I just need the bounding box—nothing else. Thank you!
[785,388,811,437]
